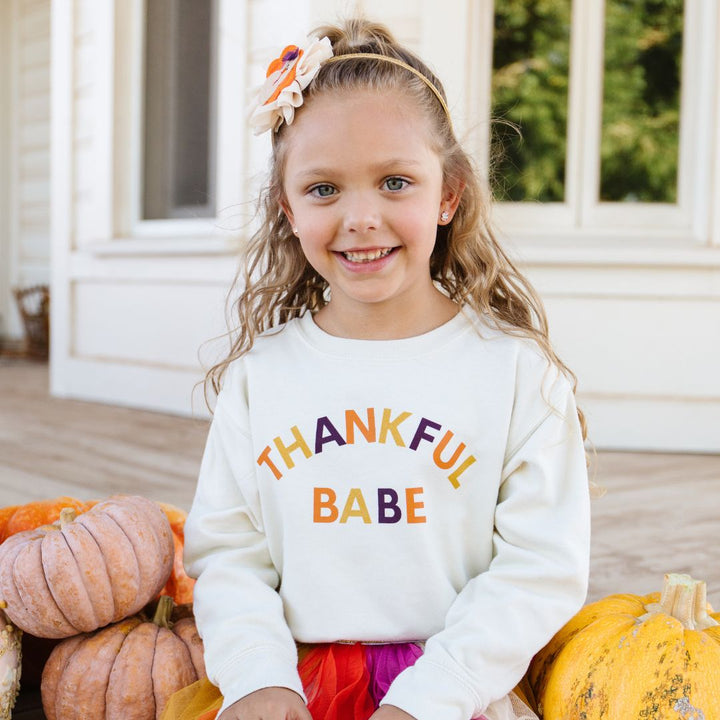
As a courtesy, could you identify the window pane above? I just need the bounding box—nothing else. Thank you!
[600,0,683,203]
[143,0,216,220]
[491,0,572,202]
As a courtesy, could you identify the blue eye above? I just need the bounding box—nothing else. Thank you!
[310,184,336,198]
[384,177,408,192]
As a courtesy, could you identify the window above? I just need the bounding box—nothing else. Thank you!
[491,0,572,203]
[599,0,683,203]
[142,0,218,220]
[464,0,715,242]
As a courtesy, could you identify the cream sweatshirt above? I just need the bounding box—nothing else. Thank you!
[184,309,590,720]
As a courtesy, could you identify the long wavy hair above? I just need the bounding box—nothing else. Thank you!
[204,18,586,442]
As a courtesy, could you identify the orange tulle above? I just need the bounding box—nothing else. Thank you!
[299,643,376,720]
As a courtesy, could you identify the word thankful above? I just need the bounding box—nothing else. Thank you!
[256,408,477,488]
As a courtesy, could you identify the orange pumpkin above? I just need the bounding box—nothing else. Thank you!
[0,495,174,638]
[156,502,195,604]
[0,497,93,544]
[528,573,720,719]
[0,506,19,545]
[161,529,195,605]
[157,501,188,538]
[41,596,206,720]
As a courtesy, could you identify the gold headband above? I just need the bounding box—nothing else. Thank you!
[323,53,453,127]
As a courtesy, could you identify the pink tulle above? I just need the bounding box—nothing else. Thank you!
[364,643,423,706]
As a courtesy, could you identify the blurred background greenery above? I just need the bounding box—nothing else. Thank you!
[491,0,684,203]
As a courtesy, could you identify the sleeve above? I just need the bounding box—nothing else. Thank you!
[183,363,305,713]
[381,362,590,720]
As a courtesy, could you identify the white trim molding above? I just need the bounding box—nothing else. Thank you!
[49,0,74,395]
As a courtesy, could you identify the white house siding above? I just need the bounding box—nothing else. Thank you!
[49,0,720,451]
[51,0,236,415]
[1,0,51,340]
[524,255,720,453]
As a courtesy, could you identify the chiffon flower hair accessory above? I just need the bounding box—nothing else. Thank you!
[249,36,333,135]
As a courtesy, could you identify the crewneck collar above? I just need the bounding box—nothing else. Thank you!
[292,309,473,361]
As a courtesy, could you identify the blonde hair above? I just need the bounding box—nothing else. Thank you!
[205,18,586,442]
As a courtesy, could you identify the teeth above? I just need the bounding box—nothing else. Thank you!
[342,248,393,263]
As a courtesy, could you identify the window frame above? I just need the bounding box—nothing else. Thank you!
[141,0,218,222]
[111,0,249,245]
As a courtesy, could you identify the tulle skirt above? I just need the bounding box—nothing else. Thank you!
[160,642,539,720]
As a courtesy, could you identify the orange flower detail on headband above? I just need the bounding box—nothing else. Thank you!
[265,45,302,103]
[249,36,333,135]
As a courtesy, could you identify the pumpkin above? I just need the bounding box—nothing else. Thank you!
[0,607,22,720]
[0,508,19,546]
[157,501,188,538]
[0,496,195,606]
[528,573,720,719]
[0,495,174,638]
[161,529,195,605]
[41,596,206,720]
[157,502,195,605]
[0,497,93,544]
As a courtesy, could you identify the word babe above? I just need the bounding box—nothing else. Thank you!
[314,486,427,524]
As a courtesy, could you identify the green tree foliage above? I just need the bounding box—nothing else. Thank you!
[491,0,683,204]
[492,0,571,202]
[600,0,683,202]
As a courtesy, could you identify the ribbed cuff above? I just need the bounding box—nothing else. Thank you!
[215,646,306,714]
[380,658,480,720]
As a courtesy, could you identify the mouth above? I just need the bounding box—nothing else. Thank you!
[340,247,396,264]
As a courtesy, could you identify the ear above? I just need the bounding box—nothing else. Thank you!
[279,198,296,229]
[439,181,465,224]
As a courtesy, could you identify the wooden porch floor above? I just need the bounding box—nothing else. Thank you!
[1,358,719,607]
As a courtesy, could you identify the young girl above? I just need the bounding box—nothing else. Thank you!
[170,17,590,720]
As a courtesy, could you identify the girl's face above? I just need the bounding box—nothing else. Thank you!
[281,89,458,337]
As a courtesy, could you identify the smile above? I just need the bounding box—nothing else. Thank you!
[341,248,395,263]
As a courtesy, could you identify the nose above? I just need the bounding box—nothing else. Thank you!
[342,193,380,234]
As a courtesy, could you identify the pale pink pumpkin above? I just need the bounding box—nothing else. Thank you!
[0,495,174,638]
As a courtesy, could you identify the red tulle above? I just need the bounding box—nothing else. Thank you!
[299,643,377,720]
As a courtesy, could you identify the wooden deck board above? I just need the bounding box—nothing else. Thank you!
[1,358,719,608]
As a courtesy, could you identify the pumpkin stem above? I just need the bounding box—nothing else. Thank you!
[58,508,77,527]
[153,595,175,629]
[642,573,718,630]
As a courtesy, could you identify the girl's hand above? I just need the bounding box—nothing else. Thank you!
[217,687,312,720]
[370,705,418,720]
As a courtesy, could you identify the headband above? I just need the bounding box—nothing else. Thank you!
[248,37,452,135]
[324,53,452,125]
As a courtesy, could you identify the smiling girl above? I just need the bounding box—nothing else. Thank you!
[169,17,590,720]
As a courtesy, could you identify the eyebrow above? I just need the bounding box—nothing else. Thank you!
[296,158,422,179]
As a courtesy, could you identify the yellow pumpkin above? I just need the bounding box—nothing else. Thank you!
[528,573,720,719]
[0,608,22,720]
